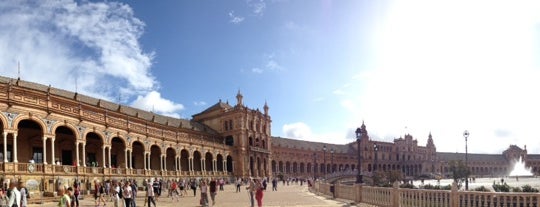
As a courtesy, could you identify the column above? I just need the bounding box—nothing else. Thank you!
[175,156,178,171]
[124,149,128,169]
[75,142,79,166]
[188,158,193,172]
[213,160,217,172]
[147,152,151,170]
[129,150,133,169]
[51,137,55,164]
[102,146,106,168]
[163,155,167,171]
[108,147,112,168]
[13,133,18,163]
[223,160,227,172]
[82,143,86,167]
[201,159,205,172]
[3,132,7,162]
[42,136,47,164]
[160,155,164,171]
[143,152,147,170]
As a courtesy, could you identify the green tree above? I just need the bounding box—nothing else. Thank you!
[448,160,469,189]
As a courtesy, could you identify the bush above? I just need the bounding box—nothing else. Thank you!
[423,184,451,190]
[492,182,510,192]
[522,185,539,192]
[474,186,490,192]
[511,187,522,192]
[400,183,416,189]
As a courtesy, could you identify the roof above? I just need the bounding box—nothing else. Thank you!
[437,152,507,162]
[193,100,232,117]
[271,136,350,153]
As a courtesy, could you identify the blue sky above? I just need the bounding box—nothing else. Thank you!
[1,0,540,154]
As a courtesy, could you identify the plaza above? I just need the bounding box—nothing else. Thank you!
[27,183,375,207]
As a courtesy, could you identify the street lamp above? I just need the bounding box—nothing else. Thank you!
[330,149,334,173]
[463,130,470,191]
[323,145,327,179]
[355,127,363,183]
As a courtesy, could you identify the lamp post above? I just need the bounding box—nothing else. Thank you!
[323,145,327,180]
[355,128,363,183]
[330,149,334,174]
[313,153,317,180]
[463,130,469,191]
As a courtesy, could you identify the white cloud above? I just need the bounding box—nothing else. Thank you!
[193,101,207,106]
[335,1,540,154]
[249,0,266,16]
[131,91,184,118]
[228,11,245,24]
[283,122,313,139]
[251,68,263,74]
[0,0,185,118]
[250,56,284,74]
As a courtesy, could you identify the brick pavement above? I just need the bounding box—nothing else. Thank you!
[28,183,377,207]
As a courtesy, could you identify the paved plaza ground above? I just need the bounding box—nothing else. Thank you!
[28,183,376,207]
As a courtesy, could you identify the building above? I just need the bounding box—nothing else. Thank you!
[0,76,538,194]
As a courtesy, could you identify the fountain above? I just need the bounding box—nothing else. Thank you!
[509,156,533,177]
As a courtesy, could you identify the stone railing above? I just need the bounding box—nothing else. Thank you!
[313,182,540,207]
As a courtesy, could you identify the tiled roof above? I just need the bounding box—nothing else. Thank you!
[437,152,507,162]
[271,136,350,153]
[195,101,232,116]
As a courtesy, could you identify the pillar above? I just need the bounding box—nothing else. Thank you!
[223,160,226,172]
[108,147,112,168]
[124,149,128,169]
[147,152,151,170]
[3,132,7,162]
[102,146,106,168]
[129,150,133,169]
[13,133,18,163]
[189,158,193,172]
[51,137,55,164]
[75,142,79,166]
[201,159,205,172]
[160,155,164,171]
[143,152,147,170]
[42,136,47,164]
[82,143,86,167]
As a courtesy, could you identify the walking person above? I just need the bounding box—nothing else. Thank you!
[255,179,264,207]
[235,178,241,193]
[130,180,137,207]
[19,183,28,207]
[73,182,80,207]
[122,181,133,207]
[209,178,217,206]
[272,178,278,191]
[199,180,208,207]
[245,178,255,207]
[7,182,21,207]
[190,180,197,197]
[170,180,179,202]
[111,183,120,207]
[145,182,156,207]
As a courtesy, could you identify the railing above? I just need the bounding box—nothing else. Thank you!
[313,182,540,207]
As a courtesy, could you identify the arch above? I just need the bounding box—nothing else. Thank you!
[216,154,224,171]
[226,155,233,173]
[307,163,312,173]
[193,150,202,171]
[51,123,80,140]
[278,161,283,173]
[205,152,213,171]
[285,161,291,174]
[300,162,305,173]
[150,145,161,170]
[16,119,44,163]
[55,125,77,165]
[271,160,277,173]
[166,147,176,171]
[249,137,253,146]
[249,156,254,176]
[0,113,9,130]
[12,115,46,134]
[110,137,126,168]
[180,149,189,172]
[132,141,145,169]
[292,162,298,174]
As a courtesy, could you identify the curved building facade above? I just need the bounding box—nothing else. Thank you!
[0,76,539,194]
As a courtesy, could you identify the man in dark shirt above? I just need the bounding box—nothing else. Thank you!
[152,179,160,201]
[209,178,217,206]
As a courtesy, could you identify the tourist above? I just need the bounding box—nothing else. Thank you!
[190,179,197,197]
[57,187,72,207]
[152,179,159,201]
[255,179,264,207]
[145,181,156,207]
[272,178,278,191]
[130,180,137,207]
[170,179,179,202]
[95,181,106,206]
[7,182,21,207]
[19,183,28,207]
[111,183,119,207]
[72,181,80,207]
[219,178,224,191]
[235,178,242,193]
[209,178,217,206]
[246,178,255,207]
[122,181,133,207]
[199,180,209,207]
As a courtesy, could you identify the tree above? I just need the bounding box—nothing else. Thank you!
[448,160,469,189]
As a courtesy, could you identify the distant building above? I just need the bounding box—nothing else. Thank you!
[0,76,537,196]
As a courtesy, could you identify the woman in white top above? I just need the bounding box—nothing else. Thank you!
[112,183,120,207]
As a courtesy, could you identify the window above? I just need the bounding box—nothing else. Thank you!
[224,121,228,131]
[229,120,233,130]
[0,144,12,162]
[32,147,43,163]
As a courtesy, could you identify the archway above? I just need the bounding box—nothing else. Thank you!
[216,154,224,171]
[271,160,277,173]
[55,126,76,165]
[85,132,103,167]
[132,141,145,169]
[110,137,126,168]
[226,155,233,173]
[193,151,202,171]
[205,152,213,172]
[150,145,161,170]
[17,119,43,163]
[166,147,176,171]
[180,149,189,172]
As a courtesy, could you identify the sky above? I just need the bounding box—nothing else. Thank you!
[0,0,539,154]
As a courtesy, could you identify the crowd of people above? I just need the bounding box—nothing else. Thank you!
[0,181,30,207]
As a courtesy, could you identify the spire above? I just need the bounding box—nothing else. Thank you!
[236,90,243,106]
[263,100,269,115]
[427,132,435,148]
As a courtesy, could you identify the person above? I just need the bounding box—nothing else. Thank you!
[130,180,137,207]
[254,179,264,207]
[199,180,208,207]
[209,178,217,206]
[72,182,80,207]
[122,181,133,207]
[152,179,159,201]
[95,181,106,206]
[272,178,278,191]
[219,178,224,191]
[145,182,155,207]
[245,178,255,207]
[170,179,179,202]
[58,187,72,207]
[7,181,21,207]
[190,180,197,197]
[235,178,241,193]
[19,183,28,207]
[111,183,120,207]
